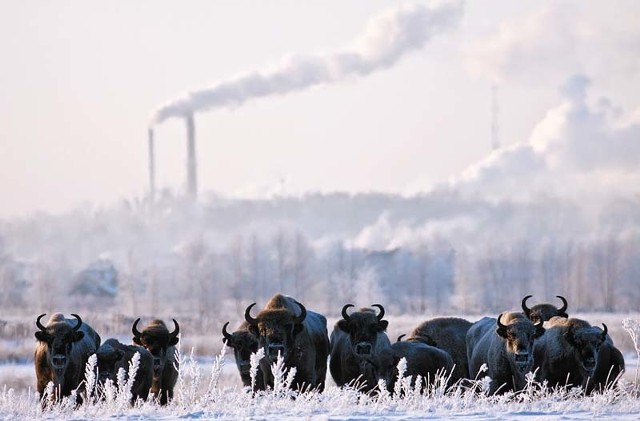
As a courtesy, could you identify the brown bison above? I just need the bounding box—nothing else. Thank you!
[410,317,473,382]
[34,313,101,401]
[329,304,393,393]
[244,294,330,391]
[533,317,624,394]
[95,338,154,404]
[521,295,569,324]
[221,321,262,388]
[132,318,179,405]
[466,312,544,394]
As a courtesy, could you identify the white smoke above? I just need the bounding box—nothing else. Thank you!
[450,75,640,200]
[152,1,463,125]
[355,75,640,250]
[466,3,640,86]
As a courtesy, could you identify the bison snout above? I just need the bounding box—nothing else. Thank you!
[52,355,66,368]
[153,357,162,374]
[355,342,372,356]
[583,357,596,371]
[268,343,285,359]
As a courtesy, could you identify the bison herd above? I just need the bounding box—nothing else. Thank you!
[33,294,626,406]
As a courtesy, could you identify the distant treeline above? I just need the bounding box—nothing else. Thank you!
[0,191,638,317]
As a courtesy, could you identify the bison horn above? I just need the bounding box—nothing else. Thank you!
[521,295,533,317]
[397,334,406,342]
[132,318,142,338]
[496,313,506,329]
[372,304,385,321]
[244,303,258,326]
[170,319,180,339]
[71,314,83,331]
[556,295,568,313]
[341,304,354,321]
[295,301,307,324]
[222,322,234,342]
[36,314,47,331]
[601,323,608,340]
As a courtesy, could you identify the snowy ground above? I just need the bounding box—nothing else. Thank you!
[0,351,637,420]
[0,313,637,419]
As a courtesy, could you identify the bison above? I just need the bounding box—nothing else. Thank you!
[132,318,179,405]
[466,312,544,394]
[409,317,473,382]
[533,317,623,394]
[34,313,101,401]
[95,338,154,404]
[244,294,330,391]
[221,321,262,388]
[521,295,569,324]
[329,304,394,393]
[389,340,454,391]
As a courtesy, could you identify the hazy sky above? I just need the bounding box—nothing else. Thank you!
[1,1,638,218]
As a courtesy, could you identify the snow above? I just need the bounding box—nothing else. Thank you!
[0,349,638,420]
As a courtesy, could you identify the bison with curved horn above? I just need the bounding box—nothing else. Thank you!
[330,304,395,393]
[466,312,544,394]
[244,294,330,391]
[132,318,179,405]
[521,295,569,324]
[533,317,624,394]
[34,313,101,402]
[221,321,262,388]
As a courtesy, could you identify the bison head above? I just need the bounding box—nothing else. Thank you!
[35,313,84,378]
[132,318,179,378]
[564,322,608,375]
[337,304,389,358]
[222,322,259,379]
[496,312,544,373]
[521,295,569,324]
[244,301,306,363]
[95,342,125,384]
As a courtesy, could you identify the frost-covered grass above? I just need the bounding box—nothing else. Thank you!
[0,318,637,419]
[0,348,639,419]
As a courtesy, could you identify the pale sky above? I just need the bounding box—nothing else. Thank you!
[1,1,638,218]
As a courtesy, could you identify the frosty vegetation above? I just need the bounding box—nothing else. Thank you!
[0,192,639,321]
[0,325,638,420]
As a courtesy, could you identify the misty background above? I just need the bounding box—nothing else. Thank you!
[1,0,639,327]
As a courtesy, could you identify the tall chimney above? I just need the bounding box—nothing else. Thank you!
[185,113,198,200]
[148,128,156,204]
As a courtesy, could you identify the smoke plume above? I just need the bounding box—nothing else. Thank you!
[152,1,463,125]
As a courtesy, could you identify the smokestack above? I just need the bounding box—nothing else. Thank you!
[185,113,198,200]
[148,128,156,204]
[491,84,500,151]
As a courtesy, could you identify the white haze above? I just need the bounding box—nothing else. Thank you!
[152,1,463,124]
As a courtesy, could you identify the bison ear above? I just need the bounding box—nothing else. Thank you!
[337,319,350,333]
[496,325,508,338]
[35,331,51,343]
[563,327,577,346]
[378,320,389,332]
[248,325,259,337]
[293,323,304,336]
[72,331,85,342]
[169,336,179,346]
[132,336,143,346]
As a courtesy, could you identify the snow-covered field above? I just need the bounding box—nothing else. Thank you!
[0,314,637,419]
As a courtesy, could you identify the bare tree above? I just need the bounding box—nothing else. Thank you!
[229,235,245,313]
[292,231,311,302]
[273,229,289,292]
